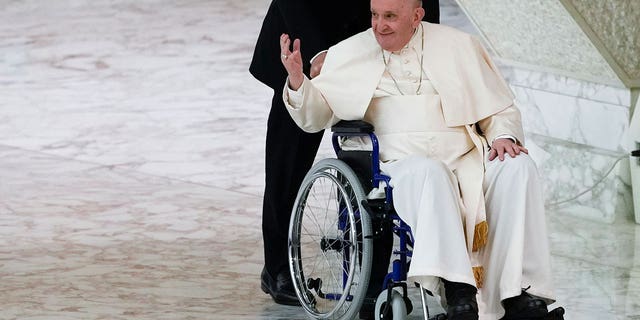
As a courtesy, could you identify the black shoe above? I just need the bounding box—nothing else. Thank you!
[260,268,301,306]
[501,288,548,320]
[443,280,479,320]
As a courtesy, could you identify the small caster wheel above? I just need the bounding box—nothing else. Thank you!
[374,289,407,320]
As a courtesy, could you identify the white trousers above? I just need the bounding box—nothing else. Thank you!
[379,154,555,319]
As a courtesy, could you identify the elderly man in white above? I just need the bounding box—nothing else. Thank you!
[278,0,558,319]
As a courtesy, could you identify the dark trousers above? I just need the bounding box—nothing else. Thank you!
[262,93,324,277]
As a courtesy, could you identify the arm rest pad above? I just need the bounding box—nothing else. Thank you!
[331,120,374,134]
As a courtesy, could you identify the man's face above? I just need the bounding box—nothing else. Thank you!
[371,0,424,52]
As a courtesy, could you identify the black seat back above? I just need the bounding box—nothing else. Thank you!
[331,120,376,193]
[337,150,374,193]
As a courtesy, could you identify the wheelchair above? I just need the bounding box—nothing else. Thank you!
[287,120,441,320]
[287,120,565,320]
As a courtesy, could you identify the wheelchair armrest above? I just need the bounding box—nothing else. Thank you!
[331,120,374,134]
[330,119,386,192]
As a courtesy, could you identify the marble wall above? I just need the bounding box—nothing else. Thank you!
[563,0,640,84]
[455,0,622,85]
[451,0,636,223]
[502,67,634,223]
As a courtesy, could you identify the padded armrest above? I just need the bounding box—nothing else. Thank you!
[331,120,374,134]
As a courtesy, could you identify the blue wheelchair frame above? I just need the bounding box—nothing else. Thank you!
[330,120,415,302]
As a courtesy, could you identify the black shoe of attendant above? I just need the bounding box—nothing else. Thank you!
[443,280,479,320]
[260,268,301,306]
[500,288,548,320]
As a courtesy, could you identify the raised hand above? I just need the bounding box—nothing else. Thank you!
[280,33,304,90]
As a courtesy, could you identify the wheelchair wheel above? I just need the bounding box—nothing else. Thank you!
[374,289,407,320]
[289,158,373,320]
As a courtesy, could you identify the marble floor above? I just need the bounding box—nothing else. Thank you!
[1,0,639,319]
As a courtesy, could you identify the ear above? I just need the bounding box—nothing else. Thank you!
[415,7,425,26]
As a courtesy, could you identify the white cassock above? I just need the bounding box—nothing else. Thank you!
[381,153,555,319]
[284,22,556,319]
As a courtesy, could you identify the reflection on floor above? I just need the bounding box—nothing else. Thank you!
[0,0,638,319]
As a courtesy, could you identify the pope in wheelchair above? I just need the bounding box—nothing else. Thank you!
[279,0,565,319]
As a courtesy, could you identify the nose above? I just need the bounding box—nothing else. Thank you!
[372,16,383,31]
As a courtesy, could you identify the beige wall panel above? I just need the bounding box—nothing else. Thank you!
[456,0,622,86]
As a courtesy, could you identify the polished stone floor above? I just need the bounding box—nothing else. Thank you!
[1,0,639,319]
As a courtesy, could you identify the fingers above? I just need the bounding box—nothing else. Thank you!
[488,148,497,161]
[280,34,302,64]
[279,34,304,89]
[511,144,529,156]
[498,147,506,161]
[507,144,517,158]
[280,33,291,60]
[293,38,300,53]
[489,144,529,162]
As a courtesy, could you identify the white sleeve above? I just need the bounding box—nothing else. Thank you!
[283,77,305,109]
[492,134,516,144]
